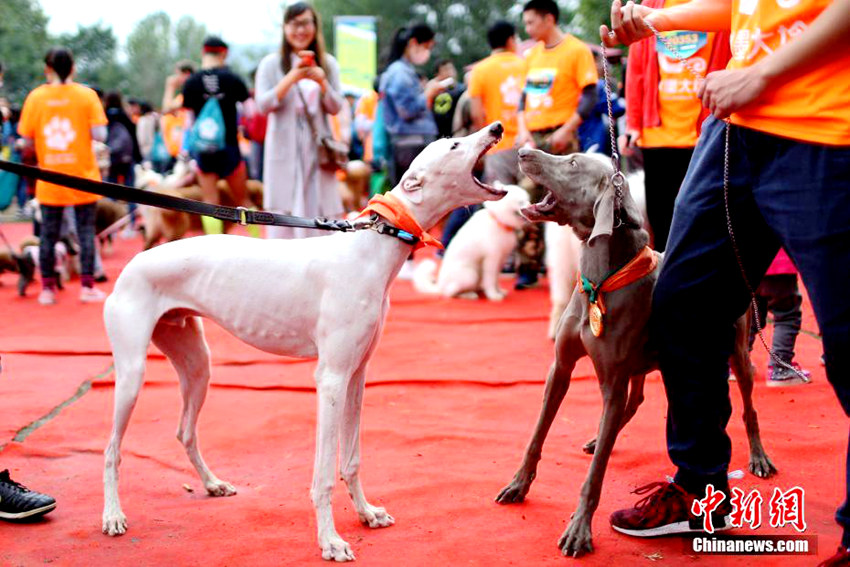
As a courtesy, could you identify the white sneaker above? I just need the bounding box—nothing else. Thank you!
[38,289,56,305]
[80,287,107,303]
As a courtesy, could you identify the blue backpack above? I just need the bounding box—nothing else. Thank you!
[189,97,226,154]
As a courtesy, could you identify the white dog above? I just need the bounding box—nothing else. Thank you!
[544,160,647,338]
[413,184,530,301]
[101,123,507,561]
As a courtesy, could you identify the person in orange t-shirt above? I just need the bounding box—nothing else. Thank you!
[355,87,378,163]
[18,47,109,306]
[514,0,599,290]
[468,20,526,184]
[624,0,731,252]
[601,0,850,560]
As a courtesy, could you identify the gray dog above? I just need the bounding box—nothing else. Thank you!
[495,149,774,557]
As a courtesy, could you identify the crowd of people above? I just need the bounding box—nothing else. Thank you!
[1,0,849,563]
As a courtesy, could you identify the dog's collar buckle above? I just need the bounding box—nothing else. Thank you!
[371,220,420,246]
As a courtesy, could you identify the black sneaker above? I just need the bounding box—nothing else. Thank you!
[0,470,56,520]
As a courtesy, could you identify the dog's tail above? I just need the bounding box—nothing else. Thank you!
[412,258,441,295]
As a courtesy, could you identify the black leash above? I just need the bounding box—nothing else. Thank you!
[0,159,354,232]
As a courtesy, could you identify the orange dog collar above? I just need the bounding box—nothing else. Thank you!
[579,246,659,336]
[357,193,444,251]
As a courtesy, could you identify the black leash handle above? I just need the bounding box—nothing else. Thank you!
[0,159,349,231]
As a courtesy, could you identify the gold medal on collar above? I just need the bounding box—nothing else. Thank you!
[589,303,604,337]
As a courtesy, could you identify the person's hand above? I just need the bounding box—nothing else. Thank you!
[548,126,575,154]
[698,66,769,120]
[515,127,535,149]
[424,79,446,106]
[619,128,641,155]
[601,0,657,47]
[304,66,327,91]
[165,73,187,90]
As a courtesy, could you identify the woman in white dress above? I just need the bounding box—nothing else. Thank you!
[255,1,344,239]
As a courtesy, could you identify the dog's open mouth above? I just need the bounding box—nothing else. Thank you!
[473,136,506,196]
[521,190,558,220]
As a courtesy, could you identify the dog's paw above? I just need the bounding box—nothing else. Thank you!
[749,451,778,479]
[558,516,594,558]
[102,512,128,536]
[320,534,355,562]
[358,505,395,528]
[582,437,597,454]
[205,480,237,497]
[495,472,533,504]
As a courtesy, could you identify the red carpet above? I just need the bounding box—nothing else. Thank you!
[0,220,842,566]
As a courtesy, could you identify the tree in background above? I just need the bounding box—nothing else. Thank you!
[125,12,207,107]
[57,23,129,95]
[0,0,50,104]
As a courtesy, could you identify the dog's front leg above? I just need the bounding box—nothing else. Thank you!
[313,371,355,562]
[340,369,394,529]
[559,378,628,557]
[481,253,507,301]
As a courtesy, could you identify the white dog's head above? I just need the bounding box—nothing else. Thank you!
[483,183,530,230]
[391,122,508,227]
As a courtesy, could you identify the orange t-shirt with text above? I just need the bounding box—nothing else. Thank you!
[468,51,526,152]
[18,83,107,206]
[522,35,598,132]
[640,0,714,148]
[729,0,850,145]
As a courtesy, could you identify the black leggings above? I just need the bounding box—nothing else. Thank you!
[40,203,97,287]
[642,146,694,252]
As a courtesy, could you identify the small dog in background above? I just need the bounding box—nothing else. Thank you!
[134,162,264,249]
[15,235,77,297]
[414,184,530,301]
[338,160,373,214]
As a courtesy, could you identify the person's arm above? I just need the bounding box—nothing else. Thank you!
[319,56,344,116]
[700,0,850,118]
[385,68,429,122]
[601,0,731,47]
[91,125,107,143]
[469,96,487,132]
[516,93,534,148]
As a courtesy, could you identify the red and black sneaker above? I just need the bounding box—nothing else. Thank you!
[819,547,850,566]
[610,480,732,537]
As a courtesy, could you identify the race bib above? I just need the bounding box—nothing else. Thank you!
[656,31,708,60]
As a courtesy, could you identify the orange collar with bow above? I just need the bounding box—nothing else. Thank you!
[356,193,444,251]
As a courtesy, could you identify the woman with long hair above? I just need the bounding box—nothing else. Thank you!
[255,1,344,239]
[17,47,109,304]
[379,24,444,186]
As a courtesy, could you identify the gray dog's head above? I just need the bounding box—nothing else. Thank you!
[518,149,643,243]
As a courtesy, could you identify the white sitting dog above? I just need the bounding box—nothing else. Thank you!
[413,184,530,301]
[101,123,507,561]
[544,159,648,338]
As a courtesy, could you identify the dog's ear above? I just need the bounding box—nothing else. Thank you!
[589,184,616,244]
[401,171,425,204]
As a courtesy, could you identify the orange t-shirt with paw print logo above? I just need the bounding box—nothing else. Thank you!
[18,83,108,205]
[728,0,850,145]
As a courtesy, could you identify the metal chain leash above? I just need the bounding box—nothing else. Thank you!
[599,48,627,226]
[602,22,809,383]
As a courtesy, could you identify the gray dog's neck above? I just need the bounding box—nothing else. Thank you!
[581,226,650,283]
